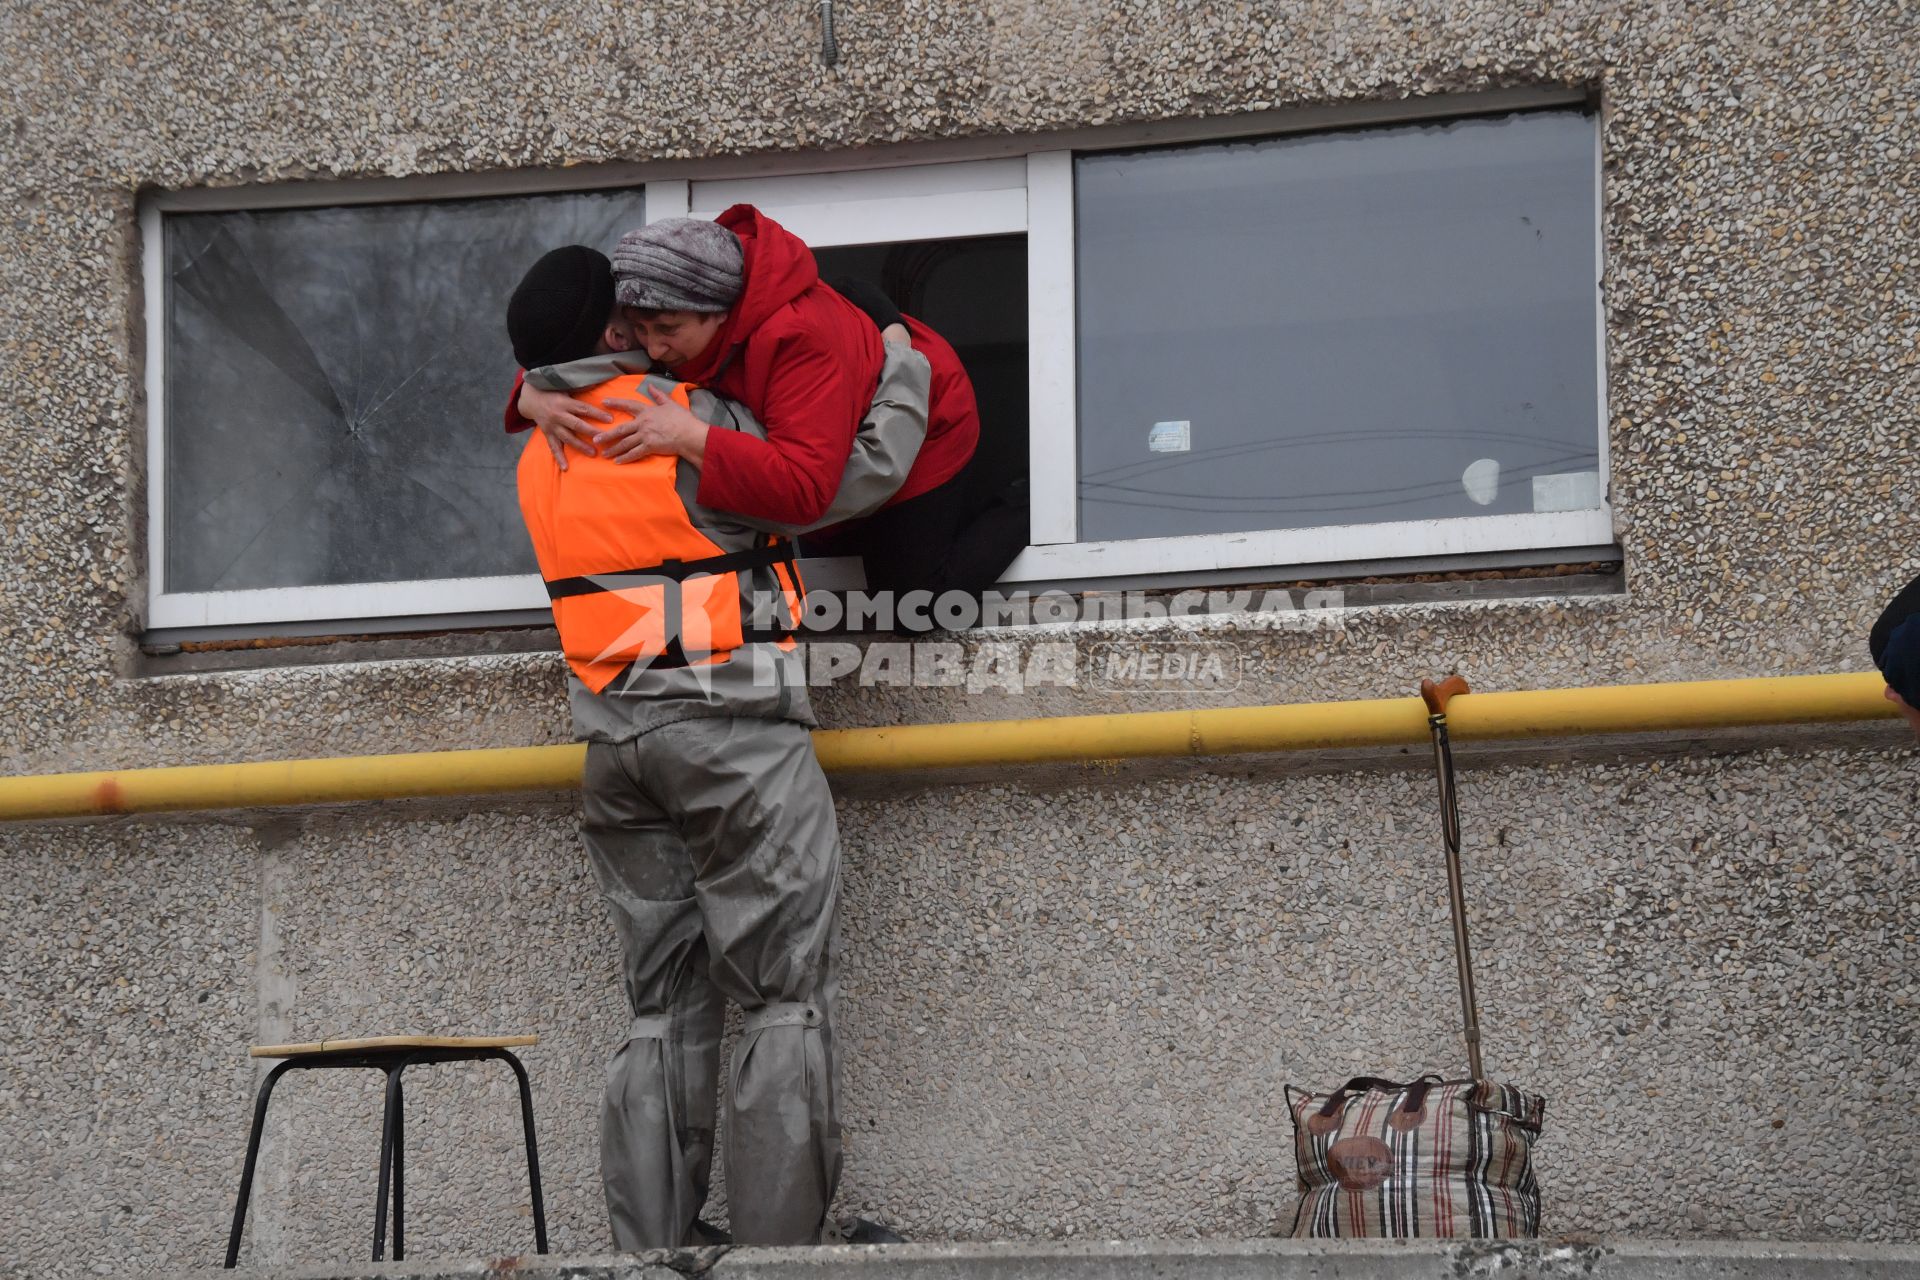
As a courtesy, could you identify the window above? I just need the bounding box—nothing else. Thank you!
[143,93,1606,633]
[145,189,643,629]
[1073,111,1601,546]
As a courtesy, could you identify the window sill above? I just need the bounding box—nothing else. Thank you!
[797,555,1623,642]
[130,555,1622,678]
[131,616,560,679]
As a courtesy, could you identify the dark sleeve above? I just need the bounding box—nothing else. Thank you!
[825,276,905,333]
[1871,571,1920,669]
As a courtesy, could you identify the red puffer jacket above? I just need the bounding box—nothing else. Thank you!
[892,312,979,508]
[506,204,978,527]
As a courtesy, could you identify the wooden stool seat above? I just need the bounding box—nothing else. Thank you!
[224,1033,547,1267]
[250,1034,538,1058]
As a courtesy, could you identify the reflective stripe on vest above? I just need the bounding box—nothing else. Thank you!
[514,372,803,694]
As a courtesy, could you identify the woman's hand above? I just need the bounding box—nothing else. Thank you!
[596,387,710,468]
[519,381,614,470]
[881,322,910,347]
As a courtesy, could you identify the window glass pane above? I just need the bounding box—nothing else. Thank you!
[1074,110,1599,543]
[163,189,644,593]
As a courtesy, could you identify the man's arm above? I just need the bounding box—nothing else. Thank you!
[578,334,928,535]
[695,332,871,528]
[706,337,930,536]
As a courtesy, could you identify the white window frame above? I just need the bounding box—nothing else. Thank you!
[1017,105,1614,582]
[141,202,577,629]
[141,86,1610,632]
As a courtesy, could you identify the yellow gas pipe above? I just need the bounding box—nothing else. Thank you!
[0,672,1893,823]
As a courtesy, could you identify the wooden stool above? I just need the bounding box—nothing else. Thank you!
[223,1035,548,1267]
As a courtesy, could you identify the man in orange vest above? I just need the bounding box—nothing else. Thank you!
[506,245,927,1248]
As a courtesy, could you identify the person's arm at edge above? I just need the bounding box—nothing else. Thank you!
[1873,571,1920,739]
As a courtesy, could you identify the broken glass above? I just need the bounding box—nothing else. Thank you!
[163,188,645,594]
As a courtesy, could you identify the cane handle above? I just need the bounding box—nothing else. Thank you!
[1420,674,1471,716]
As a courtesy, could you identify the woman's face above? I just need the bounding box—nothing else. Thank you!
[625,307,727,369]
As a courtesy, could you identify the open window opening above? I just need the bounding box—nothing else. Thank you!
[810,233,1029,564]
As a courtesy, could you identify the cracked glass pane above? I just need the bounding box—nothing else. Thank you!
[1075,110,1600,542]
[163,189,644,593]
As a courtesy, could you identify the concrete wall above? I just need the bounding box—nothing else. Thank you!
[2,0,1917,1275]
[8,744,1918,1278]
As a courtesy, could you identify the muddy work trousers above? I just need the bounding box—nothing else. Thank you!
[580,716,842,1249]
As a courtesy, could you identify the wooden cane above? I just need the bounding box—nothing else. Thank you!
[1420,675,1484,1081]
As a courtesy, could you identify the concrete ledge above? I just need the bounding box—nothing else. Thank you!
[183,1238,1920,1280]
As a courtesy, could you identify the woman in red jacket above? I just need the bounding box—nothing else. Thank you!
[514,206,1026,604]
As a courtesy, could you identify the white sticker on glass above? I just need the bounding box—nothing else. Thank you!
[1532,470,1602,512]
[1461,458,1501,506]
[1148,420,1192,453]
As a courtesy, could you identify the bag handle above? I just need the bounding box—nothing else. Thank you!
[1331,1074,1429,1098]
[1307,1074,1445,1132]
[1393,1076,1438,1129]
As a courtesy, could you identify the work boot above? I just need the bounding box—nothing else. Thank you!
[831,1215,906,1245]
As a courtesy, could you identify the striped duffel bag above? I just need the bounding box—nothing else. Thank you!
[1285,1073,1545,1238]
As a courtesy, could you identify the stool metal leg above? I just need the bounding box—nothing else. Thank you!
[371,1058,412,1261]
[225,1059,299,1269]
[392,1073,406,1262]
[497,1050,549,1254]
[225,1046,540,1267]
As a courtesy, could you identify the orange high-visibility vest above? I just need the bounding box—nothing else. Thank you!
[515,374,803,694]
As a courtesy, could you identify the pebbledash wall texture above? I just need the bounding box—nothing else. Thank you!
[1,1,1917,1275]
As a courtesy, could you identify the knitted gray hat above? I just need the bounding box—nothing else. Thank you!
[611,218,746,313]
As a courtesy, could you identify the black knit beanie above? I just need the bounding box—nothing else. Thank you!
[506,245,616,369]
